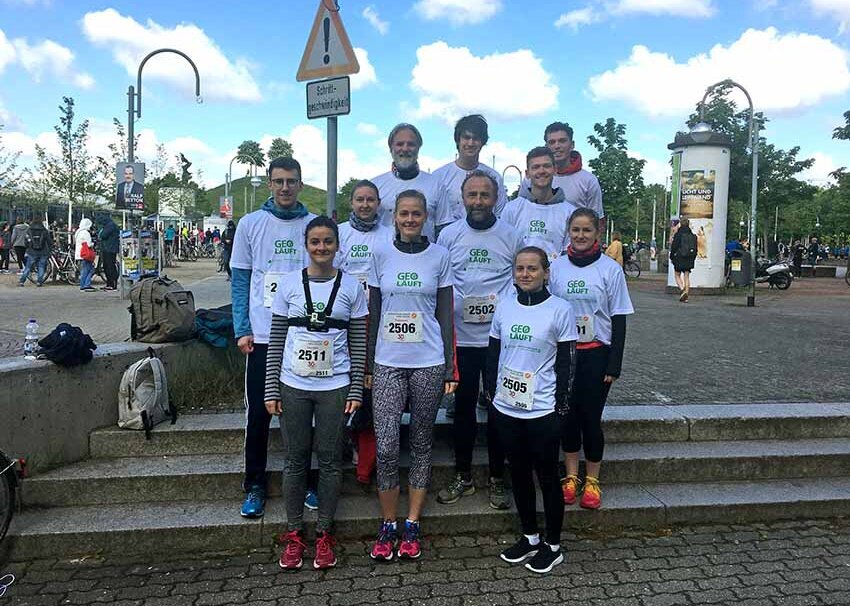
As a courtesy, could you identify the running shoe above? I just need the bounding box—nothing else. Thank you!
[397,519,422,560]
[525,544,564,574]
[488,477,510,510]
[580,476,602,510]
[304,489,318,510]
[240,485,265,518]
[561,474,581,505]
[279,530,307,570]
[313,531,337,569]
[437,473,475,504]
[500,536,539,563]
[370,521,397,561]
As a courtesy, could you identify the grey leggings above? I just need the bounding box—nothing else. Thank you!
[280,383,348,532]
[372,363,445,491]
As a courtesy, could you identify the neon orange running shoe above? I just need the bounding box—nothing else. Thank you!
[561,474,581,505]
[580,476,602,510]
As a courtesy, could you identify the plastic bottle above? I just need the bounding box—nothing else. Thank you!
[24,318,39,359]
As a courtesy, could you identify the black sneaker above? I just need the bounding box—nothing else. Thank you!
[525,543,564,574]
[500,536,539,563]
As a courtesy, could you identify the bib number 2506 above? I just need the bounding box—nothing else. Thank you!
[382,312,424,343]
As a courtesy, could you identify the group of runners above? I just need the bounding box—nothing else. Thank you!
[230,115,633,575]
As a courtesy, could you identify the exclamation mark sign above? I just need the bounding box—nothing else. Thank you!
[323,17,330,65]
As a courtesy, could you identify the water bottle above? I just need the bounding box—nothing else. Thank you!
[24,318,39,359]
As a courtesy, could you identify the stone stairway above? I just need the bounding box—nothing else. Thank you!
[7,402,850,559]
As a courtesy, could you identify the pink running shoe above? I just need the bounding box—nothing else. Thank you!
[370,521,397,561]
[279,530,306,570]
[313,531,337,569]
[397,520,422,560]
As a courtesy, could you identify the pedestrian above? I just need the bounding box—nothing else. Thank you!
[436,170,521,510]
[265,216,368,570]
[221,220,236,280]
[550,208,634,511]
[230,156,317,519]
[164,224,176,255]
[0,222,11,273]
[502,146,578,261]
[792,240,804,277]
[334,180,392,485]
[807,237,819,267]
[75,218,96,292]
[18,217,52,287]
[11,217,28,271]
[486,246,577,574]
[366,189,457,561]
[670,217,697,302]
[605,231,624,268]
[98,215,120,291]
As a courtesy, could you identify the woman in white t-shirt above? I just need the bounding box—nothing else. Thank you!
[366,189,458,562]
[264,216,368,571]
[549,208,634,511]
[485,246,577,575]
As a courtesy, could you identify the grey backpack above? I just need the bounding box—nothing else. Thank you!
[117,348,176,439]
[129,276,196,343]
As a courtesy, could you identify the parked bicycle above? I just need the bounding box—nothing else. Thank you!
[26,249,79,285]
[624,259,641,279]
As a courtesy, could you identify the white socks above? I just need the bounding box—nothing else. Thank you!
[524,533,540,546]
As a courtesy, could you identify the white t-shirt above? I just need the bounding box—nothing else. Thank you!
[437,218,522,348]
[549,254,635,345]
[521,171,604,218]
[271,271,368,391]
[371,170,452,241]
[432,161,509,221]
[229,209,317,344]
[500,196,578,261]
[334,221,393,287]
[368,241,453,368]
[489,294,577,419]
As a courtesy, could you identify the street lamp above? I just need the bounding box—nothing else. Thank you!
[501,164,523,200]
[697,79,759,307]
[225,154,261,216]
[250,169,263,212]
[815,216,821,230]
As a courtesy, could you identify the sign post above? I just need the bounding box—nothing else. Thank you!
[297,0,359,220]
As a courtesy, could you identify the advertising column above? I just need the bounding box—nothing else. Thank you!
[667,131,731,290]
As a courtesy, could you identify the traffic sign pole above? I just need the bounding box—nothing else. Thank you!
[327,116,337,221]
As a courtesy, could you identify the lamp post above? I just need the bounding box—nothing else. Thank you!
[126,48,202,285]
[250,167,263,212]
[225,154,259,216]
[501,165,523,201]
[696,79,759,307]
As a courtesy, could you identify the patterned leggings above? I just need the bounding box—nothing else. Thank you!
[372,363,445,491]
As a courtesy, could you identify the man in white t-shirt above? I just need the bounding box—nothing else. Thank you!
[230,156,317,519]
[519,121,604,231]
[371,123,452,241]
[432,114,509,221]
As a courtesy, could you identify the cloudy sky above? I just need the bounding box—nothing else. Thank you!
[1,0,848,195]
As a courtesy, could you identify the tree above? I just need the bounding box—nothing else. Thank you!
[236,140,265,167]
[587,118,645,238]
[336,177,359,222]
[0,124,21,189]
[267,137,294,161]
[833,110,850,141]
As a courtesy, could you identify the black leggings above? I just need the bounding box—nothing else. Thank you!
[0,248,9,270]
[14,246,26,270]
[102,251,119,288]
[561,345,611,462]
[494,408,563,545]
[454,347,505,477]
[244,343,271,489]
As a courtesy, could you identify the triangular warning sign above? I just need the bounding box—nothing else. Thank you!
[296,0,361,82]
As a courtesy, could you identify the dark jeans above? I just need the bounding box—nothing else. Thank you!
[454,347,506,478]
[20,253,48,285]
[561,346,611,462]
[14,246,26,270]
[244,343,271,489]
[494,408,563,545]
[102,251,119,288]
[0,248,9,270]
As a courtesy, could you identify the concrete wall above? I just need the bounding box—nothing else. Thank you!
[0,340,241,473]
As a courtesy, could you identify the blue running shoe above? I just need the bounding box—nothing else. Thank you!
[304,489,319,511]
[241,485,266,518]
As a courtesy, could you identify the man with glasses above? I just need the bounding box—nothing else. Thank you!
[371,123,452,241]
[230,156,316,518]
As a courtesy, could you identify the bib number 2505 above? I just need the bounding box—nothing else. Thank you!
[497,367,535,410]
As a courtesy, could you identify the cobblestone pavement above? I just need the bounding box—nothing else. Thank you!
[1,519,848,605]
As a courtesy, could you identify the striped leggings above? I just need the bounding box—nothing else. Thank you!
[372,363,445,491]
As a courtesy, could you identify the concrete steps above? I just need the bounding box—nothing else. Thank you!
[8,402,850,559]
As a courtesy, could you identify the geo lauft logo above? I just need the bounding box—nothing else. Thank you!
[467,248,491,264]
[529,220,547,234]
[396,271,422,287]
[509,324,532,341]
[303,301,326,312]
[350,244,370,258]
[274,239,296,255]
[565,279,589,295]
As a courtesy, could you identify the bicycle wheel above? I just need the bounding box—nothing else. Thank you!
[625,261,641,279]
[0,456,15,542]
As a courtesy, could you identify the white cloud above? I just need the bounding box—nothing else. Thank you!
[350,48,378,91]
[362,5,389,35]
[556,0,714,30]
[588,28,850,117]
[0,97,23,130]
[555,7,602,30]
[81,9,261,103]
[810,0,850,33]
[414,0,502,25]
[801,151,840,184]
[356,122,379,136]
[410,42,558,124]
[629,150,670,186]
[0,28,94,88]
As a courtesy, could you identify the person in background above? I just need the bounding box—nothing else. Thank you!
[99,215,120,291]
[670,218,697,303]
[18,217,52,287]
[807,237,819,267]
[605,232,624,268]
[0,222,11,273]
[11,218,29,271]
[222,220,236,281]
[75,218,96,292]
[165,224,176,254]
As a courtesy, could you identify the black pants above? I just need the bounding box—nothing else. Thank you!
[244,343,271,489]
[454,347,506,477]
[102,251,119,288]
[561,346,611,462]
[14,246,25,270]
[494,408,563,545]
[0,248,9,270]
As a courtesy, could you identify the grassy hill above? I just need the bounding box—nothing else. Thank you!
[206,176,328,221]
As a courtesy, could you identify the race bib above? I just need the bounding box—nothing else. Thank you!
[462,294,497,324]
[353,273,369,290]
[498,367,535,411]
[576,314,595,343]
[263,272,285,308]
[382,311,424,343]
[291,336,333,377]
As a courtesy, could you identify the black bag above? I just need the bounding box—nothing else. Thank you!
[37,323,97,366]
[27,226,48,251]
[676,231,697,259]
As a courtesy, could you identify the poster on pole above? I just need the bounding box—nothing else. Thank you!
[120,228,158,279]
[680,169,715,220]
[115,162,145,211]
[219,195,234,219]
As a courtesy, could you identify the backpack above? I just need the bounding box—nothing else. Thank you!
[129,276,196,343]
[28,227,47,251]
[37,323,97,366]
[117,348,176,439]
[194,306,233,348]
[676,231,697,258]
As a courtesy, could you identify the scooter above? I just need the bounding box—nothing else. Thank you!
[755,257,793,290]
